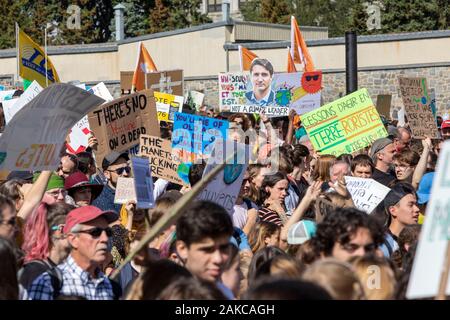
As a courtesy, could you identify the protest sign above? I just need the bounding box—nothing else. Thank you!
[154,91,184,122]
[139,134,186,186]
[120,70,183,96]
[2,99,19,124]
[172,112,228,161]
[398,77,439,139]
[0,84,104,171]
[67,82,115,154]
[114,177,137,204]
[219,71,321,117]
[344,176,390,214]
[88,89,159,164]
[407,141,450,299]
[300,88,388,156]
[197,141,249,215]
[3,81,43,124]
[376,94,391,119]
[0,90,17,101]
[131,157,155,209]
[184,91,205,112]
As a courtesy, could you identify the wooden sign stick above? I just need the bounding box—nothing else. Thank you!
[110,152,236,280]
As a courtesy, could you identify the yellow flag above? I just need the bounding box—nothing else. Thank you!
[18,27,60,87]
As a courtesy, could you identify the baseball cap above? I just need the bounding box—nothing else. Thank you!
[6,171,34,182]
[287,220,317,245]
[417,172,435,205]
[441,120,450,130]
[384,182,417,210]
[63,205,118,234]
[101,151,129,170]
[369,137,393,159]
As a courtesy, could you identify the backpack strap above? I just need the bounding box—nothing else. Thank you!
[383,234,394,256]
[46,265,64,299]
[243,198,253,210]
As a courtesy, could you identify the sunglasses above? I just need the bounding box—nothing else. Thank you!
[75,227,113,238]
[306,75,319,81]
[109,166,131,175]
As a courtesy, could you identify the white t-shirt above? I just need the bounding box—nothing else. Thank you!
[232,200,258,229]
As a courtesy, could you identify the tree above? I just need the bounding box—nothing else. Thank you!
[112,0,154,39]
[149,0,171,33]
[0,0,31,49]
[261,0,291,24]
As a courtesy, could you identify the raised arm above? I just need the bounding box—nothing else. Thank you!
[412,137,432,189]
[17,171,52,220]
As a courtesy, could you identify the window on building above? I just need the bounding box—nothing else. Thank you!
[208,0,223,13]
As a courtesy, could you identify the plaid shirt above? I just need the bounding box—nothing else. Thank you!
[28,255,114,300]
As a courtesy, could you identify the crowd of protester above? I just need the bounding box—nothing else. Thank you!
[0,84,446,301]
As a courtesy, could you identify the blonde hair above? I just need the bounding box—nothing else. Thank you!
[248,221,281,253]
[311,155,336,182]
[302,258,365,300]
[350,255,396,300]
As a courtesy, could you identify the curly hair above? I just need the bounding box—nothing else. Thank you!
[311,207,384,257]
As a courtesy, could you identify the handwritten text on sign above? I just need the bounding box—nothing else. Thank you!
[172,112,229,159]
[301,88,387,156]
[0,84,104,170]
[88,89,160,163]
[139,134,186,186]
[398,77,438,139]
[154,91,184,122]
[344,176,390,214]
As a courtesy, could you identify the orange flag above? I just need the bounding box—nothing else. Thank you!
[287,47,297,73]
[239,45,258,71]
[131,42,158,91]
[290,16,315,72]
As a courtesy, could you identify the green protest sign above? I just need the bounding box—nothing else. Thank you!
[300,88,387,156]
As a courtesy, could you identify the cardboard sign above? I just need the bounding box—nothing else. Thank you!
[172,112,229,161]
[114,177,137,204]
[139,134,186,186]
[2,99,19,124]
[406,141,450,299]
[344,176,390,214]
[154,91,184,122]
[67,83,115,154]
[0,84,104,170]
[184,91,205,112]
[398,77,439,139]
[300,88,388,156]
[376,94,391,119]
[3,81,43,124]
[88,89,160,164]
[219,71,321,117]
[131,157,155,209]
[120,70,183,96]
[197,141,249,215]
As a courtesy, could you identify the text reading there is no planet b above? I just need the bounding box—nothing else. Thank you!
[301,88,387,156]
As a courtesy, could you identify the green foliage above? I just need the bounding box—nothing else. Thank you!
[261,0,291,24]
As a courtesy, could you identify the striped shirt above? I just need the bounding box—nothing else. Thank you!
[28,255,114,300]
[258,207,283,226]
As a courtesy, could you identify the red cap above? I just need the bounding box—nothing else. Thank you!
[441,120,450,129]
[63,206,118,234]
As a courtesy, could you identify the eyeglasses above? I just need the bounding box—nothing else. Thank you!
[306,75,319,81]
[108,166,131,175]
[341,242,376,254]
[74,227,113,238]
[0,218,16,227]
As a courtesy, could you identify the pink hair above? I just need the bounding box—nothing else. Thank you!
[22,195,56,263]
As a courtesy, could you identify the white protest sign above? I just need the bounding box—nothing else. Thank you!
[0,90,16,101]
[0,84,104,171]
[114,177,137,204]
[407,141,450,299]
[198,141,249,215]
[344,176,390,214]
[4,81,43,124]
[131,157,155,209]
[67,82,114,154]
[2,99,19,124]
